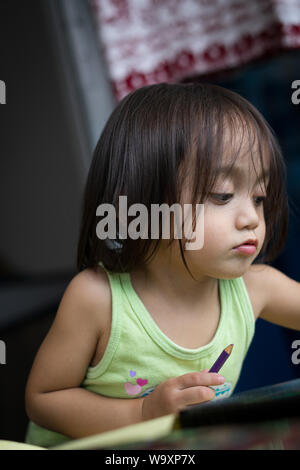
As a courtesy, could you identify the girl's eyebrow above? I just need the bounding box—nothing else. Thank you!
[216,165,270,182]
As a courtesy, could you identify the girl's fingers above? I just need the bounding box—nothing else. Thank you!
[176,385,216,408]
[177,371,224,390]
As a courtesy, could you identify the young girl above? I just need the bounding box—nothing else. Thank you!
[25,83,300,448]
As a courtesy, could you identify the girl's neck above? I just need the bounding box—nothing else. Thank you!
[130,248,218,309]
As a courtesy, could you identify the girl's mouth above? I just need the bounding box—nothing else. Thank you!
[233,243,257,255]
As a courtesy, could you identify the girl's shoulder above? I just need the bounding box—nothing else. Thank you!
[244,263,300,328]
[68,265,112,335]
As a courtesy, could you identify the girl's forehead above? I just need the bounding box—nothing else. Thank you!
[219,152,270,177]
[215,158,270,192]
[220,125,270,177]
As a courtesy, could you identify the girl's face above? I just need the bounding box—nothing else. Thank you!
[182,150,269,280]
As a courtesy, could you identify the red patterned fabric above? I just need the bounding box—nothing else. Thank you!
[90,0,300,100]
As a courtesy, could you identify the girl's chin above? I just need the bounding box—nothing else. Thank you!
[183,255,255,279]
[210,262,253,280]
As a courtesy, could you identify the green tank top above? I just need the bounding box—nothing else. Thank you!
[25,263,255,447]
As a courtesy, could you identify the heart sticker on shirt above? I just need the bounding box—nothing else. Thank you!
[124,382,142,395]
[129,370,136,377]
[136,378,148,387]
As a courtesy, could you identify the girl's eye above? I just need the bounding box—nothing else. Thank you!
[253,196,266,206]
[210,194,266,205]
[210,193,233,203]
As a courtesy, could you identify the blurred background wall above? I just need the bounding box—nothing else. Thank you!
[0,0,115,279]
[0,0,299,442]
[0,0,115,442]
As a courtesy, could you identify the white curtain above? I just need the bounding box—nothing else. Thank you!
[90,0,300,100]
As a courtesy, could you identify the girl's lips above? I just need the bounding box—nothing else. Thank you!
[233,244,257,255]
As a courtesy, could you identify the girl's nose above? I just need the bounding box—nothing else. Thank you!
[235,198,260,231]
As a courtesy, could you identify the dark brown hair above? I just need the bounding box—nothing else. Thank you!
[77,82,289,274]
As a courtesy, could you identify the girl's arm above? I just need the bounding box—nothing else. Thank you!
[244,264,300,330]
[25,269,144,438]
[26,388,144,439]
[25,268,225,439]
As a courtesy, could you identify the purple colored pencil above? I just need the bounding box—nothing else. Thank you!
[209,344,234,373]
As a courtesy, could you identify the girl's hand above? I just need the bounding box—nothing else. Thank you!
[141,369,225,421]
